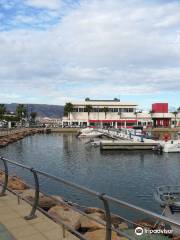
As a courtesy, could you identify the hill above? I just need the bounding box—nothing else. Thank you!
[5,103,64,118]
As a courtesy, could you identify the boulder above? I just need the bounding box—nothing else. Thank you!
[48,205,81,229]
[84,229,122,240]
[20,190,63,210]
[7,176,29,190]
[51,195,64,205]
[118,222,128,230]
[19,189,43,198]
[135,220,154,229]
[0,171,4,182]
[84,207,105,215]
[79,212,105,230]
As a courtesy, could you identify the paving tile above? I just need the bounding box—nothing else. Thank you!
[18,233,48,240]
[41,226,63,240]
[0,191,78,240]
[8,225,39,238]
[2,217,28,230]
[0,212,19,221]
[33,221,58,232]
[0,206,13,215]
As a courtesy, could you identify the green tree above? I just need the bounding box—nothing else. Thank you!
[30,112,37,122]
[0,104,6,120]
[134,111,138,125]
[178,107,180,112]
[16,104,27,119]
[64,102,74,120]
[173,111,178,127]
[85,105,93,121]
[102,107,109,119]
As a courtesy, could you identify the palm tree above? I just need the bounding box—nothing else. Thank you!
[64,102,74,120]
[85,105,93,122]
[0,104,6,120]
[149,110,154,127]
[16,104,27,119]
[173,111,178,127]
[178,107,180,113]
[30,112,37,123]
[134,111,138,125]
[118,109,122,128]
[102,107,109,119]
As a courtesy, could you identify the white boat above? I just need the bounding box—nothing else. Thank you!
[78,127,103,138]
[162,140,180,153]
[154,185,180,235]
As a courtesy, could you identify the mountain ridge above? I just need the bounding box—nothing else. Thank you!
[4,103,64,118]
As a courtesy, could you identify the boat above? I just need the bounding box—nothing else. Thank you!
[78,127,103,138]
[162,140,180,153]
[154,185,180,235]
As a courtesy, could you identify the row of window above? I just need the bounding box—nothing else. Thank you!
[73,108,135,113]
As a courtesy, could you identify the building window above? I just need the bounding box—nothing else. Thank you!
[79,108,84,112]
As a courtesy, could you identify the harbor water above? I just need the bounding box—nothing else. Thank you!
[0,133,180,220]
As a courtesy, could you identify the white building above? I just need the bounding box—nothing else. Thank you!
[62,99,180,128]
[62,99,153,128]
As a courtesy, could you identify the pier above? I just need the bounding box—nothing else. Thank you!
[100,141,159,150]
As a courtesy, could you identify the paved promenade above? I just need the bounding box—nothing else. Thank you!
[0,191,78,240]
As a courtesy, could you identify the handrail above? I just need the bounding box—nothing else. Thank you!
[0,156,180,240]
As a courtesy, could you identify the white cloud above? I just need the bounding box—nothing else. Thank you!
[24,0,62,10]
[0,0,180,105]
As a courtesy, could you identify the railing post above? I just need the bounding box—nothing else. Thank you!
[0,157,9,197]
[98,193,112,240]
[24,168,39,220]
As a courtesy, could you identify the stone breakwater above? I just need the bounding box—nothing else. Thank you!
[0,171,178,240]
[0,129,43,148]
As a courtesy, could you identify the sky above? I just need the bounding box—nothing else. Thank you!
[0,0,180,109]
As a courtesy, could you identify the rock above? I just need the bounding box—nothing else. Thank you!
[51,195,64,205]
[79,212,105,230]
[111,215,122,225]
[19,189,43,198]
[7,176,29,190]
[38,195,61,210]
[0,173,4,183]
[20,190,63,210]
[135,220,155,229]
[84,229,121,240]
[48,205,81,229]
[118,222,128,230]
[84,207,105,214]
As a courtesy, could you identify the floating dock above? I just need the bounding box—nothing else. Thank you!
[100,141,160,150]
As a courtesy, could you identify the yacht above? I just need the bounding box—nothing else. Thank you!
[154,185,180,235]
[78,127,103,138]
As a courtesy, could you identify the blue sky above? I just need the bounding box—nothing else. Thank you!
[0,0,180,109]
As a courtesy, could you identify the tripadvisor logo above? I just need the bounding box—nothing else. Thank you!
[135,227,144,236]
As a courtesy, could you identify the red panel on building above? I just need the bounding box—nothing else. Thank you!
[152,103,168,113]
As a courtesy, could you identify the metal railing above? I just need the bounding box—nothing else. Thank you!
[0,156,180,240]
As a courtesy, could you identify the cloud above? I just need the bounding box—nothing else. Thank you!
[0,0,180,105]
[24,0,62,10]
